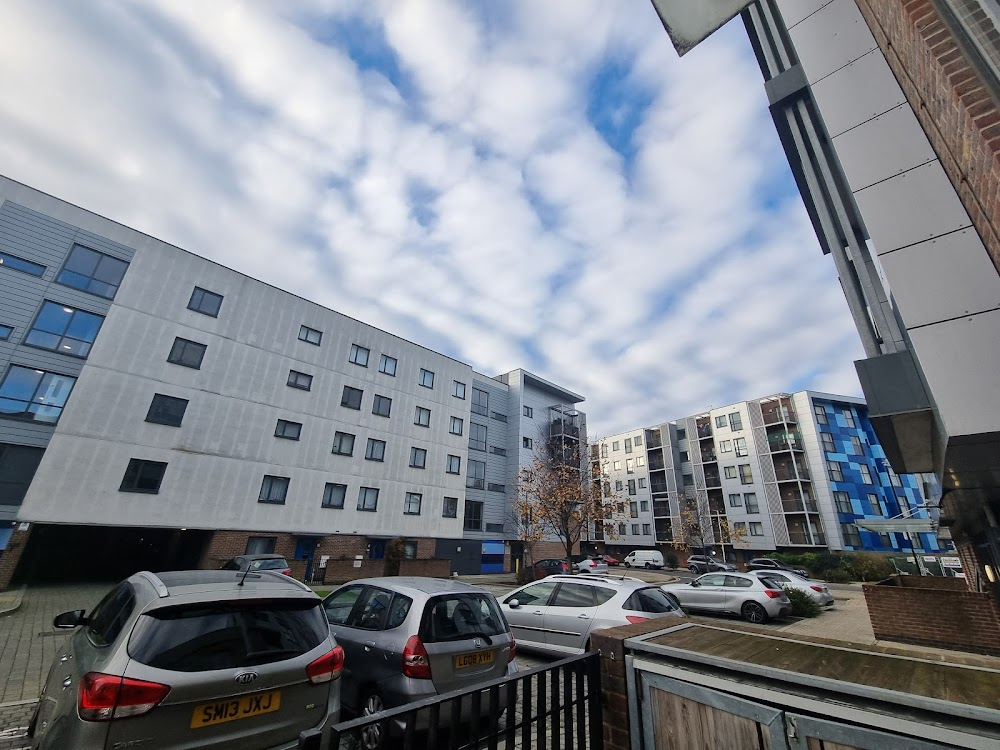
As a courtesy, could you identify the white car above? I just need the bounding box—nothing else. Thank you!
[574,556,609,574]
[748,570,834,607]
[661,572,791,624]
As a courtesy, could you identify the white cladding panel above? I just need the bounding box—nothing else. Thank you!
[774,0,834,30]
[793,392,844,550]
[787,0,876,84]
[810,50,907,138]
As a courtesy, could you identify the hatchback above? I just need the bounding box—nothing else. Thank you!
[30,570,342,750]
[573,556,609,574]
[220,553,293,576]
[748,570,834,607]
[321,577,516,747]
[746,557,808,578]
[526,558,570,580]
[686,555,737,573]
[661,572,791,624]
[501,574,685,656]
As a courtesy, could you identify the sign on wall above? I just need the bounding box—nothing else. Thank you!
[649,0,756,56]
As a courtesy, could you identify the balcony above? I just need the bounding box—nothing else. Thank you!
[701,448,717,463]
[768,430,803,452]
[650,483,669,495]
[655,518,674,543]
[773,462,811,482]
[549,419,581,439]
[697,423,713,439]
[787,531,826,545]
[653,500,670,516]
[762,397,797,426]
[704,471,721,487]
[647,453,665,471]
[646,429,662,449]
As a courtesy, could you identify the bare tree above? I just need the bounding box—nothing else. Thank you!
[671,493,748,561]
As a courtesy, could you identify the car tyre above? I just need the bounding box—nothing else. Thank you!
[624,562,631,568]
[688,566,698,574]
[360,688,388,750]
[644,562,652,570]
[741,601,769,625]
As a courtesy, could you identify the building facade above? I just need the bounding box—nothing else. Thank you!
[0,176,584,586]
[594,391,946,565]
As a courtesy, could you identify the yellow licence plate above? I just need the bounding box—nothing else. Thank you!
[454,650,494,670]
[191,690,281,729]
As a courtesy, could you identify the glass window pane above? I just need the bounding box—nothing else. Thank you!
[93,255,128,286]
[33,303,72,334]
[63,245,101,275]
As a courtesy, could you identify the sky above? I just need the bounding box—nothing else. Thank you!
[0,0,864,437]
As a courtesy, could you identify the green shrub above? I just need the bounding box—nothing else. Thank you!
[665,552,679,569]
[843,552,894,582]
[823,568,852,583]
[785,587,821,617]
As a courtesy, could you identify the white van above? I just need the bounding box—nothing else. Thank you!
[623,549,665,569]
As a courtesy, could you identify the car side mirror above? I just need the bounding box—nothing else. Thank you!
[507,599,520,609]
[53,609,87,629]
[689,581,700,587]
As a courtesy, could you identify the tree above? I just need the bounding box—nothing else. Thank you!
[509,495,545,575]
[671,493,748,562]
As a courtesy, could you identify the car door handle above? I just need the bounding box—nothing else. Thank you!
[532,610,544,616]
[363,641,376,651]
[59,655,72,663]
[577,614,590,619]
[62,677,72,689]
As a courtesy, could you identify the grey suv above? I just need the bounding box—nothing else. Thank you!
[686,555,737,573]
[30,570,343,750]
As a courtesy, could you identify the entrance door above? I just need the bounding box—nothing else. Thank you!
[295,538,318,582]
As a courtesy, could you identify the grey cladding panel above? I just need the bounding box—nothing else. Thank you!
[832,104,936,192]
[810,50,906,138]
[789,0,877,84]
[775,0,834,29]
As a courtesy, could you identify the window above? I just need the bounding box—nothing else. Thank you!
[491,446,507,456]
[734,437,747,457]
[0,324,11,341]
[187,287,223,317]
[630,523,639,535]
[843,409,856,428]
[358,486,379,512]
[57,244,128,299]
[341,386,363,410]
[851,435,864,455]
[638,478,647,489]
[640,500,649,511]
[298,325,322,345]
[612,441,620,451]
[332,431,355,456]
[679,451,689,462]
[624,438,633,453]
[453,380,466,399]
[733,521,747,534]
[715,415,727,428]
[365,438,386,462]
[403,541,418,559]
[739,465,753,484]
[450,416,464,435]
[372,394,392,417]
[322,483,346,509]
[868,493,882,515]
[246,536,276,555]
[145,394,188,427]
[168,338,207,369]
[287,369,312,390]
[615,480,624,491]
[488,482,506,493]
[629,502,639,518]
[821,432,835,453]
[601,444,608,459]
[724,466,737,480]
[834,491,852,513]
[859,464,872,484]
[25,301,104,357]
[889,470,902,487]
[618,523,627,536]
[683,473,694,486]
[729,412,743,431]
[409,447,427,469]
[626,458,634,473]
[120,459,167,493]
[879,532,892,548]
[0,365,76,423]
[744,493,759,513]
[522,437,532,450]
[464,500,483,530]
[613,461,622,471]
[749,522,764,537]
[404,492,422,515]
[719,440,732,453]
[469,423,487,451]
[636,456,645,467]
[634,434,643,446]
[841,523,861,547]
[419,368,435,389]
[828,461,844,482]
[729,493,742,507]
[467,459,486,489]
[628,480,637,495]
[349,344,370,367]
[258,475,288,504]
[414,406,431,427]
[446,454,461,474]
[443,496,458,518]
[642,524,651,535]
[0,250,45,277]
[471,388,489,416]
[523,405,533,418]
[378,354,396,376]
[814,404,828,425]
[274,419,302,440]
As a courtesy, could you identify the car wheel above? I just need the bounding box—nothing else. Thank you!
[624,562,631,568]
[644,562,652,570]
[360,688,387,750]
[741,601,769,625]
[688,566,698,574]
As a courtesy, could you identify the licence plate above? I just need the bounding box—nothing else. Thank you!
[454,650,494,670]
[191,690,281,728]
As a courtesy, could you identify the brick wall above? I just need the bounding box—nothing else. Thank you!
[864,581,1000,655]
[530,540,576,561]
[399,558,451,578]
[896,574,968,590]
[857,0,1000,274]
[322,558,386,584]
[0,526,30,591]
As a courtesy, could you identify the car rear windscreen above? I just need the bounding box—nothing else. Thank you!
[420,594,508,643]
[251,558,289,571]
[129,599,327,671]
[624,588,679,613]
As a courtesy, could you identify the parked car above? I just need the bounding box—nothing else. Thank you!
[30,570,342,750]
[572,555,609,574]
[749,570,834,607]
[746,557,808,578]
[527,558,571,580]
[601,555,621,567]
[661,572,791,624]
[623,549,665,569]
[500,574,685,656]
[321,577,516,747]
[220,553,293,576]
[686,554,737,573]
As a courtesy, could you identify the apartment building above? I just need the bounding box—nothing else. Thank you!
[0,175,584,586]
[595,391,945,565]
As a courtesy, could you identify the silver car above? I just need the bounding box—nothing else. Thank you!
[574,556,609,574]
[321,577,516,747]
[748,570,835,607]
[661,572,791,624]
[501,574,685,656]
[30,570,342,750]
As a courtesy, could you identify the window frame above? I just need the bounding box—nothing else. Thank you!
[332,431,356,456]
[834,491,852,514]
[744,492,759,513]
[298,325,322,346]
[258,474,289,504]
[828,461,844,483]
[378,354,397,376]
[167,338,207,370]
[357,486,379,512]
[749,522,764,537]
[814,404,828,425]
[449,416,464,436]
[119,458,168,494]
[859,464,873,484]
[404,492,422,515]
[467,459,486,489]
[145,394,188,427]
[469,422,487,451]
[523,405,533,418]
[409,446,427,469]
[414,406,431,427]
[418,368,435,389]
[442,496,458,518]
[464,499,483,531]
[341,386,363,410]
[349,344,370,367]
[0,250,46,277]
[453,380,466,399]
[322,483,347,509]
[287,369,313,391]
[274,419,302,440]
[56,244,129,299]
[446,454,461,474]
[372,394,392,418]
[365,438,386,462]
[24,301,105,358]
[187,287,224,318]
[0,365,77,424]
[471,387,489,416]
[739,464,754,485]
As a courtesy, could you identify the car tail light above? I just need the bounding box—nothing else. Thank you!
[282,569,293,576]
[810,585,824,593]
[626,615,649,624]
[402,635,432,679]
[306,646,345,684]
[764,589,782,599]
[79,673,170,721]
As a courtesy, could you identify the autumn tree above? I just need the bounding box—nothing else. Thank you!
[672,493,748,563]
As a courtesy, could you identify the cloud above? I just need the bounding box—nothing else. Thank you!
[0,0,864,437]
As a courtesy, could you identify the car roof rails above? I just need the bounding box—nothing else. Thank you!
[136,571,170,598]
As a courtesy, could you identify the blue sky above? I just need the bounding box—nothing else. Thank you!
[0,0,864,436]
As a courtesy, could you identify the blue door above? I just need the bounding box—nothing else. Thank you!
[294,538,318,581]
[368,539,386,560]
[481,540,505,573]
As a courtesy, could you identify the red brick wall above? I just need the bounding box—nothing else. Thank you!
[857,0,1000,274]
[864,582,1000,655]
[399,559,451,578]
[322,558,386,584]
[896,574,968,590]
[529,540,576,561]
[0,526,30,591]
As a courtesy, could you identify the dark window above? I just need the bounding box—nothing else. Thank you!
[471,387,489,416]
[323,585,365,625]
[443,496,458,518]
[287,370,312,390]
[322,483,346,509]
[24,301,104,358]
[332,432,355,456]
[729,412,743,431]
[378,354,396,376]
[404,492,422,515]
[814,404,828,425]
[469,423,487,451]
[358,486,379,511]
[419,368,434,388]
[372,394,392,417]
[0,324,11,341]
[522,437,532,449]
[57,244,128,299]
[624,438,632,453]
[453,381,466,399]
[298,325,322,345]
[245,536,276,554]
[551,584,596,607]
[120,459,167,493]
[504,581,556,607]
[168,338,207,369]
[488,483,506,493]
[128,599,327,671]
[828,461,844,482]
[409,447,427,469]
[744,493,759,513]
[676,428,686,440]
[623,587,677,613]
[258,475,289,504]
[523,405,533,418]
[491,411,507,423]
[187,287,223,317]
[403,541,418,559]
[145,394,188,427]
[86,583,136,647]
[464,500,483,530]
[415,406,431,427]
[450,416,463,435]
[466,459,486,489]
[420,593,505,643]
[0,250,45,277]
[0,366,76,424]
[841,522,861,547]
[341,386,363,410]
[628,479,637,495]
[490,446,507,456]
[349,344,370,367]
[274,419,302,440]
[446,454,461,474]
[834,491,852,513]
[365,438,386,462]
